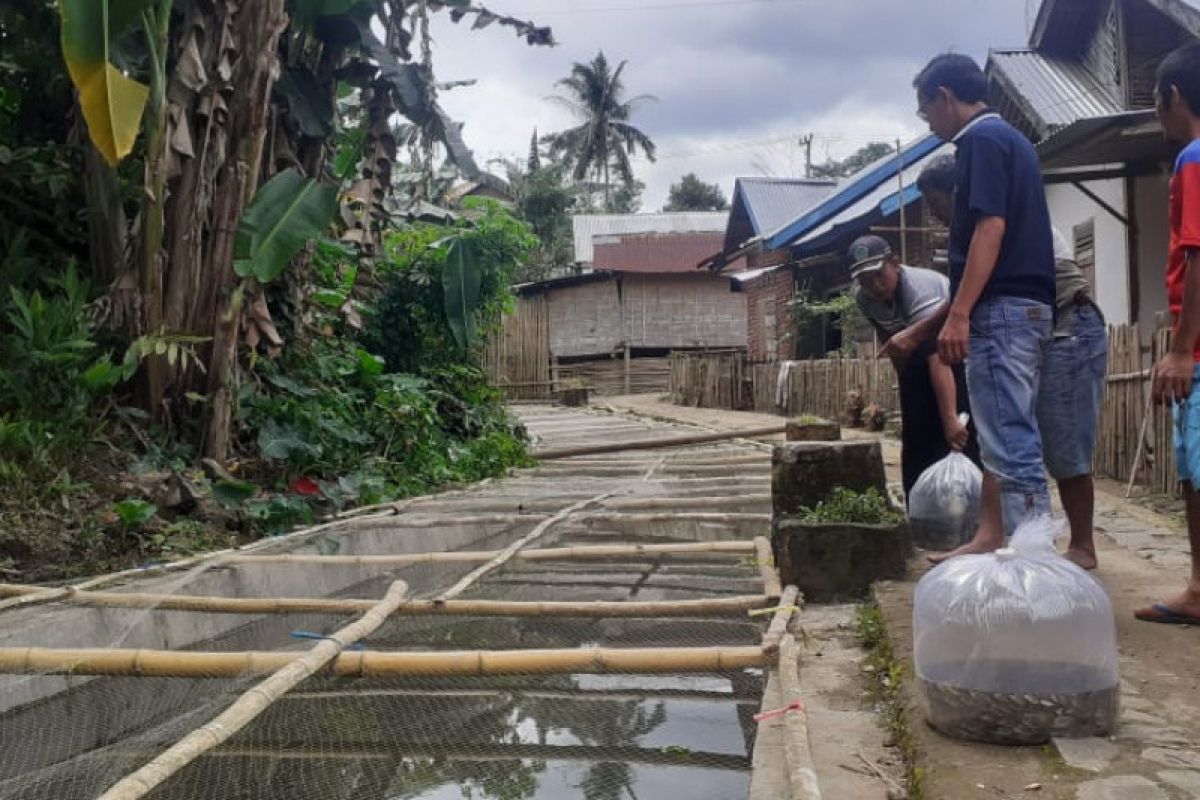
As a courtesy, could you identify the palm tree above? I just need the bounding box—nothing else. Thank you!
[546,51,657,207]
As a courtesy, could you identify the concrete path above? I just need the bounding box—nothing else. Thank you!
[605,393,1200,800]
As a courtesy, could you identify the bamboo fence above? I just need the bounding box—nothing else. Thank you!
[670,323,1187,495]
[668,350,748,409]
[1095,323,1146,484]
[483,293,551,400]
[667,351,898,418]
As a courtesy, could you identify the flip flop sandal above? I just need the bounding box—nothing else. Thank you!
[1134,604,1200,626]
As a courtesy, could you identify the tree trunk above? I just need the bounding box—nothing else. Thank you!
[80,137,127,288]
[202,0,288,462]
[139,0,174,421]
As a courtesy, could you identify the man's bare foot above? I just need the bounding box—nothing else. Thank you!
[927,537,1003,565]
[1064,546,1098,571]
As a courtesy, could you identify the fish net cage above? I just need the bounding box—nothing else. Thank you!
[0,447,794,800]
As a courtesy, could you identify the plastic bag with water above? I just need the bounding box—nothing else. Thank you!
[913,516,1120,744]
[906,423,982,550]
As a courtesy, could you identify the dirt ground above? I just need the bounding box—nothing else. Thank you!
[602,394,1200,800]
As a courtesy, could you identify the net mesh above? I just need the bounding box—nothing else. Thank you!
[0,407,776,800]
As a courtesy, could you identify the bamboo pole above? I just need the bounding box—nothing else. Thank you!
[0,645,771,678]
[760,585,801,655]
[754,536,783,599]
[435,492,614,603]
[0,584,769,617]
[223,540,758,567]
[779,634,822,800]
[532,426,786,460]
[0,479,509,614]
[96,578,410,800]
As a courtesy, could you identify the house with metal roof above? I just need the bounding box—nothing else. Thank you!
[699,138,952,360]
[570,211,728,269]
[722,178,836,255]
[985,0,1199,329]
[487,230,750,398]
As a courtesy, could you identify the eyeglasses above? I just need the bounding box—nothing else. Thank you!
[916,91,939,122]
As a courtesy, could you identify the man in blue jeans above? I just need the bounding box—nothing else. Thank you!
[915,155,1108,568]
[896,54,1056,555]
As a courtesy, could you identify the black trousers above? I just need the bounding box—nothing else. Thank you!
[898,354,981,502]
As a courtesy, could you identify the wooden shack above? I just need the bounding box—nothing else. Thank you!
[485,230,749,397]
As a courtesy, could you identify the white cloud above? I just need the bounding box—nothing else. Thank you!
[426,0,1031,209]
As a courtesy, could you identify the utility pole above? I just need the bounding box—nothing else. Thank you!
[895,138,908,264]
[799,134,814,179]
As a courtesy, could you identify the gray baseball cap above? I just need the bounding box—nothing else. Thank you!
[847,235,893,280]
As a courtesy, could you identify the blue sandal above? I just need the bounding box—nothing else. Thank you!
[1135,604,1200,626]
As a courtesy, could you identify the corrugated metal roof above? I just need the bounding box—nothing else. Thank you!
[736,178,835,237]
[572,212,728,264]
[765,134,944,251]
[988,49,1122,134]
[592,232,731,274]
[790,139,955,258]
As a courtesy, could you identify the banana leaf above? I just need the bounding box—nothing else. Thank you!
[234,169,339,283]
[58,0,154,166]
[442,235,482,348]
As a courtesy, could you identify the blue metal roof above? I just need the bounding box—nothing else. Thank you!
[763,135,944,251]
[735,178,835,236]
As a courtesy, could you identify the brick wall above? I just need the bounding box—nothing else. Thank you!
[745,266,795,363]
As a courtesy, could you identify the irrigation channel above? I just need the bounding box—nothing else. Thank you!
[0,405,816,800]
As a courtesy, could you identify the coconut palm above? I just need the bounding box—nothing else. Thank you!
[546,51,657,207]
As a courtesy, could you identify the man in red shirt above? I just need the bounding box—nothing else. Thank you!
[1138,42,1200,625]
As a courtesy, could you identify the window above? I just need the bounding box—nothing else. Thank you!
[1073,219,1096,291]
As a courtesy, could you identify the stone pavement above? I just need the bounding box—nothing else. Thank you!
[603,394,1200,800]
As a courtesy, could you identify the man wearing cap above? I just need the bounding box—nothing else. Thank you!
[848,234,978,499]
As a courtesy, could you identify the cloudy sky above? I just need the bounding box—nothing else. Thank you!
[430,0,1034,210]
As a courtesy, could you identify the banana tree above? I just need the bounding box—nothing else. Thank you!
[59,0,177,416]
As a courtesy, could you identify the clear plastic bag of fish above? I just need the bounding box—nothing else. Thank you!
[913,516,1119,744]
[906,425,981,550]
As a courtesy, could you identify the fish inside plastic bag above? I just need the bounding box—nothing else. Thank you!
[906,415,982,549]
[912,515,1120,743]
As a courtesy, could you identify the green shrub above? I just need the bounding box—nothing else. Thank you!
[798,487,903,525]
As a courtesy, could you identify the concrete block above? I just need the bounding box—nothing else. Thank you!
[771,440,886,515]
[1076,775,1168,800]
[773,517,910,602]
[785,417,840,442]
[557,387,589,407]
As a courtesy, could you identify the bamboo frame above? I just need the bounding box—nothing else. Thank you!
[435,492,613,602]
[760,585,801,656]
[222,540,758,567]
[779,634,822,800]
[0,486,476,614]
[97,579,410,800]
[532,426,786,460]
[0,645,770,678]
[0,584,769,617]
[754,536,783,599]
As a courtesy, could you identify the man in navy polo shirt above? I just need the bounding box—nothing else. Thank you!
[904,53,1056,556]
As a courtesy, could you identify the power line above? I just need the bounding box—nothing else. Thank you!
[650,131,917,160]
[505,0,807,15]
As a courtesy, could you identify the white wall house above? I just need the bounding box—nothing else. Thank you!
[986,0,1197,337]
